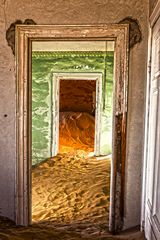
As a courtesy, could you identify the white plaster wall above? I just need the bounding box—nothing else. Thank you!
[0,0,148,229]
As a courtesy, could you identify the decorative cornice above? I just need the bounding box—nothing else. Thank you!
[32,51,112,58]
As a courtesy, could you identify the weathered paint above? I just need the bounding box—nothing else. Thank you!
[119,17,142,49]
[0,0,148,231]
[15,25,128,232]
[6,19,36,55]
[32,51,114,165]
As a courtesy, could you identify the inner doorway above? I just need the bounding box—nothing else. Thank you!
[51,73,103,157]
[59,79,96,154]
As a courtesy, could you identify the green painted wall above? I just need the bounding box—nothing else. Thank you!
[32,51,114,165]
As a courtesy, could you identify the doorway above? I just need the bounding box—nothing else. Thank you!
[31,42,113,229]
[51,73,103,157]
[59,79,96,154]
[15,25,128,233]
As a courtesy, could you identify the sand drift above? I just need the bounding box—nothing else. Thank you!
[32,112,110,225]
[59,112,95,152]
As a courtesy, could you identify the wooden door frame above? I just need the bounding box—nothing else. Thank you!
[15,24,129,232]
[51,72,102,157]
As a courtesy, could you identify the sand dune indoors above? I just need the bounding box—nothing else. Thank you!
[59,112,95,153]
[0,112,144,239]
[32,151,110,224]
[32,112,110,231]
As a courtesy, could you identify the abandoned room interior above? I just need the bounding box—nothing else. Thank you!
[0,0,160,240]
[31,41,113,226]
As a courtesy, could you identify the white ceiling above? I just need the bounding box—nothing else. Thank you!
[32,41,114,52]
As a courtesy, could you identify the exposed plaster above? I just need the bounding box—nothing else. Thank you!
[6,17,141,54]
[119,17,142,48]
[6,19,36,55]
[0,0,148,229]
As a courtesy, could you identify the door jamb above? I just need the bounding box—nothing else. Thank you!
[51,72,102,157]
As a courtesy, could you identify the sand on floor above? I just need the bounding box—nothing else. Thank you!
[0,112,144,239]
[0,216,145,240]
[32,151,111,224]
[32,111,110,225]
[59,112,95,153]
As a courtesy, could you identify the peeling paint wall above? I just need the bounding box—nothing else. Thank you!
[0,0,148,230]
[32,51,113,165]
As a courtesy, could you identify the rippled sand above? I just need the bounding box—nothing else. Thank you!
[32,111,110,224]
[0,216,145,240]
[32,151,111,224]
[59,112,95,152]
[0,111,144,239]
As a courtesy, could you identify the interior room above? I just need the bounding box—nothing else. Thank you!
[31,41,113,230]
[0,1,160,239]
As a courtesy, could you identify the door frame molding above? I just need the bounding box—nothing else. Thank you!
[15,24,129,232]
[51,72,102,157]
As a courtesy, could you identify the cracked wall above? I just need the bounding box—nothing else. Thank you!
[0,0,148,230]
[119,17,142,48]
